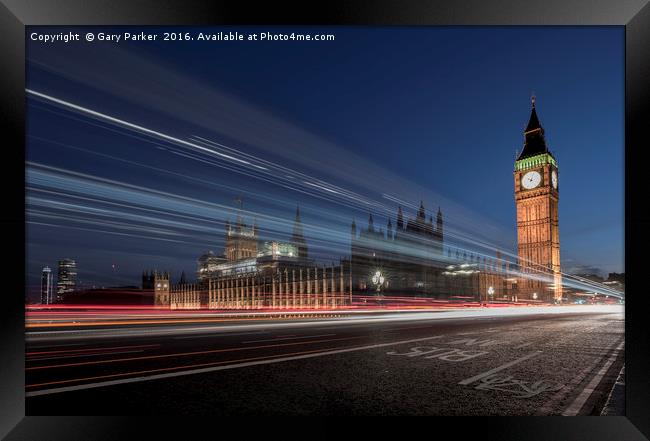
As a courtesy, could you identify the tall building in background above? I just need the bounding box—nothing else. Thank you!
[40,266,53,305]
[56,258,77,302]
[514,96,562,302]
[153,271,170,307]
[224,201,258,261]
[291,206,308,259]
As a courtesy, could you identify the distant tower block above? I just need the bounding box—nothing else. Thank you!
[154,271,170,306]
[56,258,77,303]
[41,266,53,305]
[514,96,562,302]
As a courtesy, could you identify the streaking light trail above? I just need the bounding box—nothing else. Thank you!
[25,89,623,299]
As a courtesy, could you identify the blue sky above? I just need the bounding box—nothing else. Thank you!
[25,26,624,298]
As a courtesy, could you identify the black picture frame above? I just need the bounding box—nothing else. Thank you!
[1,0,648,438]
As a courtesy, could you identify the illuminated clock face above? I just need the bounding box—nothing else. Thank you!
[551,170,558,189]
[521,171,542,190]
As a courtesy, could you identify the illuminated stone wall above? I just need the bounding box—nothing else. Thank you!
[170,263,352,310]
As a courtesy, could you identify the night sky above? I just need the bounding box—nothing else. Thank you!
[25,26,624,301]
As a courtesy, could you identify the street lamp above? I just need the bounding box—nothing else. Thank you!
[487,286,494,305]
[371,270,386,307]
[372,270,385,293]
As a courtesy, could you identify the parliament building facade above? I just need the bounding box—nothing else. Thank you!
[153,206,351,310]
[350,204,516,301]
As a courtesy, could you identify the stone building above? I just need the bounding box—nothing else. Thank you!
[224,210,258,261]
[162,203,351,310]
[514,96,562,302]
[142,270,170,306]
[350,203,446,296]
[170,263,351,310]
[350,203,518,302]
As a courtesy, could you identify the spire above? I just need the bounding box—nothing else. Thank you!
[351,219,357,237]
[525,106,542,133]
[387,218,393,240]
[518,95,550,161]
[179,271,186,285]
[368,213,374,232]
[234,196,244,230]
[418,201,425,220]
[396,206,404,230]
[291,205,308,258]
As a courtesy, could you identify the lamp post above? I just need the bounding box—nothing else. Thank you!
[372,270,386,306]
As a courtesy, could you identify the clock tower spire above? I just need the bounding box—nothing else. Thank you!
[514,97,562,302]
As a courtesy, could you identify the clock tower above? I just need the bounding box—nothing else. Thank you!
[514,96,562,302]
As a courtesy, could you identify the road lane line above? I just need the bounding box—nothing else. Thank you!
[26,334,446,396]
[243,334,335,343]
[454,330,500,336]
[25,336,361,371]
[535,360,600,416]
[561,340,625,416]
[457,351,542,385]
[534,333,624,416]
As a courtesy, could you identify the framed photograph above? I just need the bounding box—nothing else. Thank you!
[1,0,648,438]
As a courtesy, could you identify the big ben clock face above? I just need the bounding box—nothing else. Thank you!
[521,170,542,189]
[552,170,558,189]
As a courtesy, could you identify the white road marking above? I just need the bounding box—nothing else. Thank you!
[457,351,542,385]
[26,333,448,397]
[454,330,500,336]
[534,334,623,416]
[243,334,336,344]
[561,340,625,416]
[473,374,563,398]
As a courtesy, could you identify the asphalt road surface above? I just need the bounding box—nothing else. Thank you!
[25,306,624,415]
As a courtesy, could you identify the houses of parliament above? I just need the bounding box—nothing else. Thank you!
[148,205,353,310]
[149,98,563,309]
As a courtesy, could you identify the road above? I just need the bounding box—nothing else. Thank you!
[25,305,624,415]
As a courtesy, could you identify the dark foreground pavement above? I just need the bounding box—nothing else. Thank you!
[25,307,624,415]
